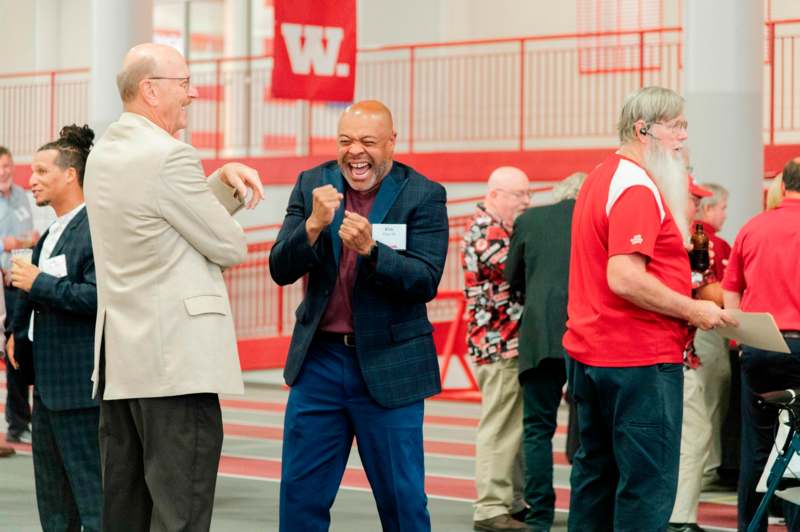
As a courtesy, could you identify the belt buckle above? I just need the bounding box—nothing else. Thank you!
[343,333,355,347]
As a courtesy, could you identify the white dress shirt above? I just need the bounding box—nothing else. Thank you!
[29,203,85,340]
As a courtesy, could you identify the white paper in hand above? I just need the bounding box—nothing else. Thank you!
[716,309,790,353]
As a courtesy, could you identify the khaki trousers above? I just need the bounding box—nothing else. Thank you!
[670,329,731,523]
[474,357,525,521]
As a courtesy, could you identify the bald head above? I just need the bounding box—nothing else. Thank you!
[117,43,186,103]
[336,100,397,191]
[488,166,529,192]
[485,166,531,227]
[338,100,394,134]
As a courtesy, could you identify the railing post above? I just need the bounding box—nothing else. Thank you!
[276,284,284,337]
[215,59,222,159]
[638,30,645,87]
[768,22,776,146]
[409,46,415,153]
[49,71,57,140]
[519,39,525,151]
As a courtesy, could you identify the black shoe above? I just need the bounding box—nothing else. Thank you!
[5,429,31,444]
[667,523,706,532]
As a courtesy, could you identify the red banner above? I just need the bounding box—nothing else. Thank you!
[271,0,356,102]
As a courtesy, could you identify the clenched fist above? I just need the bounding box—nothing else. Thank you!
[306,185,343,245]
[339,210,375,257]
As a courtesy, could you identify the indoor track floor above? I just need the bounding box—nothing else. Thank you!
[0,370,776,531]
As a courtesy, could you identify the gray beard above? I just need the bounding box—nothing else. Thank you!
[643,143,690,243]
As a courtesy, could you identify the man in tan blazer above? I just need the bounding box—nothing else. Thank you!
[84,43,263,532]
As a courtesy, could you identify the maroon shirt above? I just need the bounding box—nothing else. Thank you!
[317,182,380,333]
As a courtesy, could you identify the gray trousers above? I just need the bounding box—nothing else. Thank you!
[99,393,223,532]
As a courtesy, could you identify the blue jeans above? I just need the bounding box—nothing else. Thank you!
[738,338,800,532]
[279,339,430,532]
[567,359,683,532]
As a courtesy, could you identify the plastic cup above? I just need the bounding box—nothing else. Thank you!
[11,248,33,264]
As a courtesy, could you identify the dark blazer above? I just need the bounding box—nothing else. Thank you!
[505,199,575,376]
[12,207,97,411]
[270,161,449,408]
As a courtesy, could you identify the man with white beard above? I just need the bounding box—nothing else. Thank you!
[563,86,737,532]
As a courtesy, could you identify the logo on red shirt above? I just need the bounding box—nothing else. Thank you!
[630,234,644,245]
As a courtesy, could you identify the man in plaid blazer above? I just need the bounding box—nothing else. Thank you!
[9,127,100,532]
[270,100,449,532]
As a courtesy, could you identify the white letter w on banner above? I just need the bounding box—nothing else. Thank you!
[280,23,350,77]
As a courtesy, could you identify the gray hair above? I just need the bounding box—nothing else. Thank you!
[552,172,587,202]
[116,55,156,103]
[617,86,684,144]
[698,182,728,209]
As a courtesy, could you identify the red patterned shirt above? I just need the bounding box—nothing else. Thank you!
[462,204,523,365]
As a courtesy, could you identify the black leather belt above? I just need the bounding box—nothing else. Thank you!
[315,331,356,347]
[783,331,800,339]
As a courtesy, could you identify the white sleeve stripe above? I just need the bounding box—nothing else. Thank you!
[605,159,665,222]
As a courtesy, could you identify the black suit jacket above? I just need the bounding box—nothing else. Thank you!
[12,207,97,411]
[505,199,575,376]
[270,161,449,408]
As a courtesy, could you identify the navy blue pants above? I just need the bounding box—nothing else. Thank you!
[738,339,800,532]
[279,339,430,532]
[567,359,682,532]
[32,395,102,532]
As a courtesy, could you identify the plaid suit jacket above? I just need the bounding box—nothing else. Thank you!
[270,161,449,408]
[12,207,97,411]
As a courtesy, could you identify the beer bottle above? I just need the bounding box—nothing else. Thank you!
[690,223,709,272]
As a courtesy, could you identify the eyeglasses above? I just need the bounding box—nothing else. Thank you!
[496,189,530,200]
[652,119,688,134]
[147,76,191,89]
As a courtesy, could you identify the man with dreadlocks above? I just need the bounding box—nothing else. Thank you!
[7,124,101,532]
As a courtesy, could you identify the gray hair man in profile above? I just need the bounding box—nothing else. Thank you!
[563,86,736,531]
[84,43,263,531]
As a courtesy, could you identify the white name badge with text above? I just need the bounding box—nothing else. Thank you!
[372,224,407,250]
[41,254,68,278]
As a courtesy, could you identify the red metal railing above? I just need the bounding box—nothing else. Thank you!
[3,22,800,160]
[222,208,474,346]
[223,186,552,399]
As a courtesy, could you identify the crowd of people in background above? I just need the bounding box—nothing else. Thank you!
[462,86,800,532]
[0,41,798,532]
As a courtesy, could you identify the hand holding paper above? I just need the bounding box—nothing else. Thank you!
[716,309,791,354]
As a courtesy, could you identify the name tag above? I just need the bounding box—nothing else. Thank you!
[372,224,406,250]
[41,254,67,278]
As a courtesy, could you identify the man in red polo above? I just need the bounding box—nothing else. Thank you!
[723,157,800,532]
[564,86,735,532]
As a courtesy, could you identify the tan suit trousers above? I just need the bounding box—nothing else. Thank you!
[474,357,526,521]
[670,329,731,523]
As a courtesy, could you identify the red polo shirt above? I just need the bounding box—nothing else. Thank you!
[722,197,800,330]
[699,220,731,281]
[563,154,691,367]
